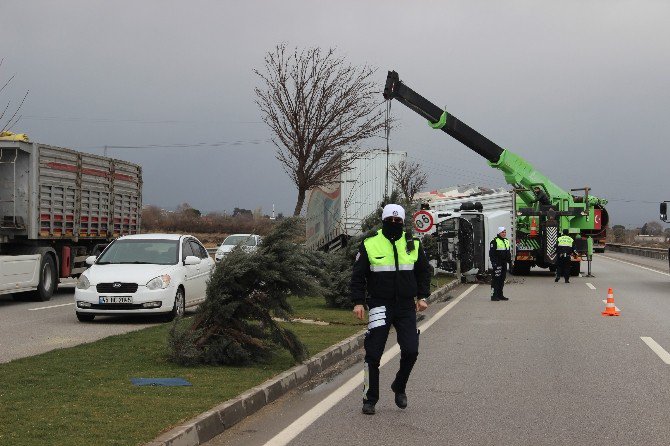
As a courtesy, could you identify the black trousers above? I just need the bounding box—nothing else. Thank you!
[556,255,571,282]
[363,303,419,405]
[491,264,507,299]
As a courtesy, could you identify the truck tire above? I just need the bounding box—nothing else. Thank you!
[512,262,531,275]
[28,253,57,302]
[76,312,95,322]
[570,261,581,277]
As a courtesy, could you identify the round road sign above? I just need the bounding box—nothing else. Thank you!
[413,210,434,233]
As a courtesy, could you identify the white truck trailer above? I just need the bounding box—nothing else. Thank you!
[0,140,142,301]
[305,149,406,251]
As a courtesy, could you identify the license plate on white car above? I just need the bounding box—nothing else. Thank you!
[99,296,133,304]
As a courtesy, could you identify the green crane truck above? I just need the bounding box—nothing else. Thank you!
[383,71,608,275]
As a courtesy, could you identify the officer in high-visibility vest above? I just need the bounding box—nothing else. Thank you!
[555,229,575,283]
[351,204,431,416]
[489,226,512,301]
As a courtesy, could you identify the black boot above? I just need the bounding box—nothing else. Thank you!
[391,383,408,409]
[499,296,509,301]
[362,402,376,415]
[554,277,559,282]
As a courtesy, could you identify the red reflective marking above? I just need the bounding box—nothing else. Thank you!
[46,162,77,173]
[81,168,108,178]
[114,173,134,182]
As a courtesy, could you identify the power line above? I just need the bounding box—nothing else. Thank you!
[76,139,274,151]
[20,115,264,125]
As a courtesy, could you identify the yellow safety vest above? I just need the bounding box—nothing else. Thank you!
[495,238,510,251]
[558,235,574,247]
[364,229,419,272]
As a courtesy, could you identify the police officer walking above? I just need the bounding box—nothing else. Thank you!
[555,229,575,283]
[489,226,512,301]
[351,204,431,415]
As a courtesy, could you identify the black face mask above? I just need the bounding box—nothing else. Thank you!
[382,220,404,241]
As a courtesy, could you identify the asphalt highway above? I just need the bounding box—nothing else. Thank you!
[206,253,670,446]
[0,282,171,363]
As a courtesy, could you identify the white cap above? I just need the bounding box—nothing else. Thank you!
[497,226,506,234]
[382,204,405,221]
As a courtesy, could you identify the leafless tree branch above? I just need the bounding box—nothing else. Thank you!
[389,159,428,203]
[0,60,29,134]
[255,44,388,215]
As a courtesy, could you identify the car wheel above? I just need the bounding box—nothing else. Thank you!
[28,253,57,302]
[161,287,185,322]
[76,312,95,322]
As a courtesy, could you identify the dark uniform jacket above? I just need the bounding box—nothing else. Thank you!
[489,236,512,267]
[350,231,431,307]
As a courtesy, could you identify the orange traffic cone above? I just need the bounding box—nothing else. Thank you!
[530,217,538,237]
[601,288,620,316]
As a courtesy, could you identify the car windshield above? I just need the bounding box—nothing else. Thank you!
[96,239,179,265]
[222,235,256,247]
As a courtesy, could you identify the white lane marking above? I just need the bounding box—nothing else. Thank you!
[28,302,75,311]
[586,283,596,290]
[641,337,670,365]
[264,284,479,446]
[598,255,670,277]
[601,300,620,312]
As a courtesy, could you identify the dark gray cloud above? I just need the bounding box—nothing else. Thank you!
[2,0,669,226]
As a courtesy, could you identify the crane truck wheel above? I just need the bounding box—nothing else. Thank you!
[28,252,57,302]
[570,261,581,277]
[512,262,531,275]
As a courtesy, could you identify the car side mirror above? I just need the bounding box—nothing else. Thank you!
[184,255,201,266]
[85,256,97,265]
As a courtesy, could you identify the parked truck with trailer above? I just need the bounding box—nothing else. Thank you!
[0,139,142,301]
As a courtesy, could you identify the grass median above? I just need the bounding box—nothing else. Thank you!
[0,274,453,446]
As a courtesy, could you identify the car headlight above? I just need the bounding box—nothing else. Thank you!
[76,274,91,290]
[146,274,171,290]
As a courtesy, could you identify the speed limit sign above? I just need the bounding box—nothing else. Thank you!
[413,210,434,233]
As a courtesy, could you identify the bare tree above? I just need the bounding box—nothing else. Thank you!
[0,59,29,133]
[389,159,428,203]
[255,44,387,216]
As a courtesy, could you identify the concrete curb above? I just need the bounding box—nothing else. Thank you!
[145,279,460,446]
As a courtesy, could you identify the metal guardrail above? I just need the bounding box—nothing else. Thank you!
[605,243,669,261]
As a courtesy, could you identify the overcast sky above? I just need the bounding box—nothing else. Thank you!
[2,0,669,227]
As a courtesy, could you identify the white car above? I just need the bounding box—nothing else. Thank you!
[74,234,214,322]
[215,234,262,263]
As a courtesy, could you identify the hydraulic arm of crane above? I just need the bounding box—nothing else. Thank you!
[382,71,607,216]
